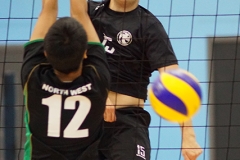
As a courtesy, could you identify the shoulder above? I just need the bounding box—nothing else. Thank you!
[138,5,163,27]
[23,39,45,59]
[139,6,157,19]
[88,0,108,17]
[21,39,48,87]
[87,42,104,52]
[88,1,101,11]
[24,39,44,50]
[23,39,46,64]
[85,42,106,65]
[135,6,168,38]
[22,63,52,88]
[85,42,106,67]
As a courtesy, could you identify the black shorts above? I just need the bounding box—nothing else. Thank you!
[99,107,151,160]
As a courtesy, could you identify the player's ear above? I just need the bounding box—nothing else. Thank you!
[83,50,87,59]
[44,51,48,57]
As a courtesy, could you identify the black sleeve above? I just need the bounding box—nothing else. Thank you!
[144,21,178,71]
[87,1,101,18]
[88,0,109,19]
[21,40,48,87]
[84,42,111,89]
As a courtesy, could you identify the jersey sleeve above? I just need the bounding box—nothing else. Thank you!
[83,42,111,89]
[21,39,47,88]
[87,1,102,19]
[144,21,178,71]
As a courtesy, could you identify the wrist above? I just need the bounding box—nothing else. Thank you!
[180,121,196,137]
[181,127,196,138]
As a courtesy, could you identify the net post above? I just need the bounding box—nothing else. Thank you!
[3,71,16,160]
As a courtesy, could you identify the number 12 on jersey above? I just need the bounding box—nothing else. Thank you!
[42,95,91,138]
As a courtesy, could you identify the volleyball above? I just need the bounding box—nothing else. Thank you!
[148,69,202,123]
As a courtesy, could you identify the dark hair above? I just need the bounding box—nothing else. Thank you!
[44,17,87,74]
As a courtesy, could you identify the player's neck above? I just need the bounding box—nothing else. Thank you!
[109,0,138,12]
[54,68,82,82]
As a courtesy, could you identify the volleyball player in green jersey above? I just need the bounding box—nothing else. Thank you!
[21,0,110,159]
[88,0,203,160]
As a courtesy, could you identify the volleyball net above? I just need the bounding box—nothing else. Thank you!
[0,0,239,160]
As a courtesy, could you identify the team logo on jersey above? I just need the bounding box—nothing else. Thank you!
[117,30,132,46]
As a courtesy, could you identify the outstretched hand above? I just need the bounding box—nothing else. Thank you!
[181,135,202,160]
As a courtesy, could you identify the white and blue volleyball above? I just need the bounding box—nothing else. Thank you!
[148,69,202,123]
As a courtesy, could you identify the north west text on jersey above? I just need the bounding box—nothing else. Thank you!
[42,83,92,96]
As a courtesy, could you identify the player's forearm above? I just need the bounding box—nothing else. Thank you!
[70,0,99,42]
[179,120,196,138]
[70,0,87,17]
[42,0,58,13]
[30,0,58,41]
[70,0,89,30]
[41,0,58,24]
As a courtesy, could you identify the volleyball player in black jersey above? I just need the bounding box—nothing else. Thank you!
[21,0,110,159]
[88,0,202,160]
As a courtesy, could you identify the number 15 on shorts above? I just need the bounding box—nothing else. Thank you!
[136,144,146,160]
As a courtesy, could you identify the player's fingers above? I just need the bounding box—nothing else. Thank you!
[184,150,201,160]
[103,110,107,121]
[111,110,116,122]
[109,105,116,121]
[109,107,116,122]
[104,110,111,122]
[104,106,116,122]
[103,108,110,121]
[190,149,202,159]
[197,148,203,156]
[182,153,190,160]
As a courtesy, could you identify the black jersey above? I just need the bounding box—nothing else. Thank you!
[21,40,110,160]
[88,0,178,100]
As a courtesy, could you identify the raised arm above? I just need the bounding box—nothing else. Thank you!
[70,0,100,43]
[30,0,58,41]
[180,120,202,160]
[158,66,202,160]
